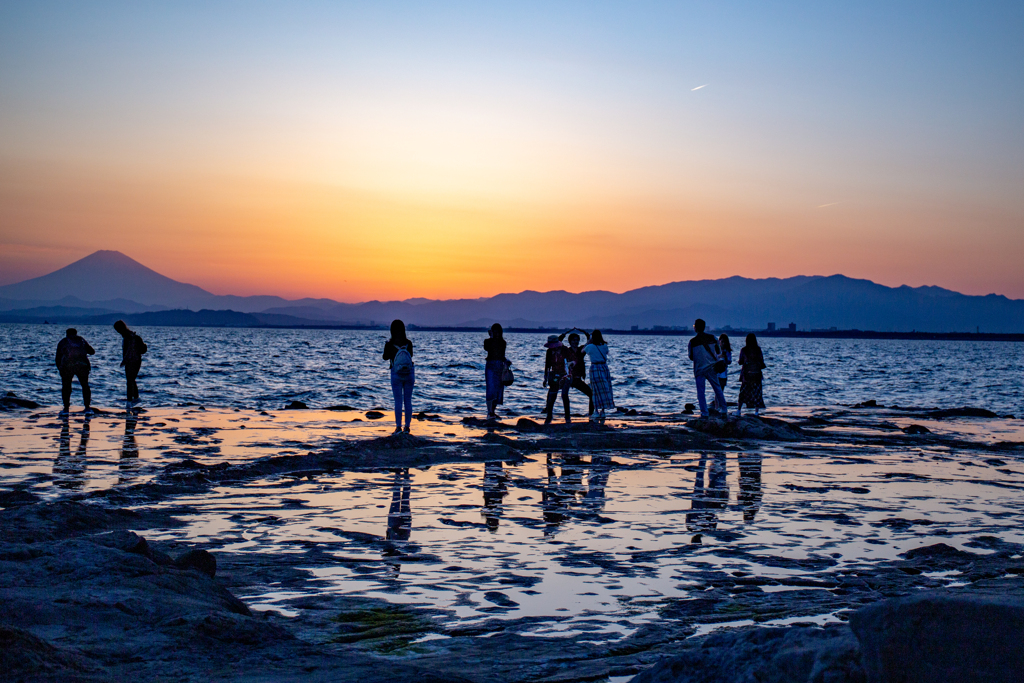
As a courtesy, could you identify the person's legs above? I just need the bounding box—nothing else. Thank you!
[125,361,140,402]
[571,378,594,415]
[708,371,726,416]
[543,382,560,423]
[60,371,73,410]
[402,375,414,431]
[695,374,708,417]
[78,368,91,409]
[391,373,404,431]
[561,379,572,423]
[715,377,727,412]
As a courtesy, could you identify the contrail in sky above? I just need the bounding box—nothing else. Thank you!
[817,202,841,208]
[691,84,708,91]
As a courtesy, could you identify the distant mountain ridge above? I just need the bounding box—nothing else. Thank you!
[1,251,1022,332]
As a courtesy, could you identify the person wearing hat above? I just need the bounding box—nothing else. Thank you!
[542,334,572,424]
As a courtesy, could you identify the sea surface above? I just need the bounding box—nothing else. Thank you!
[2,324,1022,415]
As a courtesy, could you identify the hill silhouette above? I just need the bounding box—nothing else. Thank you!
[1,250,1023,332]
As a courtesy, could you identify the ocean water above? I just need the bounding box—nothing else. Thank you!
[1,324,1022,416]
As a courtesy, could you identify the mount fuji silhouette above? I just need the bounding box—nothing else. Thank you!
[2,250,1023,332]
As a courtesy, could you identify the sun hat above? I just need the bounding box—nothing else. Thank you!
[544,334,562,348]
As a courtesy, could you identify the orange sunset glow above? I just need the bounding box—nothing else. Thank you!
[2,2,1022,300]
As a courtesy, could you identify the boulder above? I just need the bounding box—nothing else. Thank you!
[630,623,865,682]
[175,548,217,578]
[849,592,1024,683]
[901,424,930,434]
[365,410,386,420]
[284,400,308,410]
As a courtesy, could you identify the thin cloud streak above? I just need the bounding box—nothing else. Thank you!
[691,84,708,91]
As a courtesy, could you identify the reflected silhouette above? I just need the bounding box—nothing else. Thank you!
[481,462,508,531]
[583,455,611,512]
[542,453,569,535]
[738,452,763,523]
[53,414,90,490]
[685,452,728,533]
[118,414,139,484]
[386,469,412,541]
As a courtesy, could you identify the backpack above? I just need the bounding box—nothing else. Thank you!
[134,334,148,355]
[392,343,413,376]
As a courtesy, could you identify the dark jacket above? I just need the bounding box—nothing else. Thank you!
[484,337,506,362]
[120,332,147,367]
[55,336,95,372]
[688,332,720,373]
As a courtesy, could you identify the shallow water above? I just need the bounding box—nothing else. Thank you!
[2,324,1023,415]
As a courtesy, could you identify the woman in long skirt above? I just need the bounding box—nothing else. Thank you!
[582,329,614,423]
[736,333,766,416]
[483,323,507,419]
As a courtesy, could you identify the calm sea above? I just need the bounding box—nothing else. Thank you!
[1,324,1021,416]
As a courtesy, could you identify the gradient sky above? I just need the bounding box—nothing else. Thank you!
[2,1,1022,301]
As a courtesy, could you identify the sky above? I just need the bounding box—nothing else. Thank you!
[1,1,1022,301]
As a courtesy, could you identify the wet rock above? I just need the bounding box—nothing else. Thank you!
[365,410,386,419]
[902,543,978,567]
[854,399,882,408]
[0,489,41,508]
[901,424,930,434]
[849,592,1024,683]
[0,394,40,410]
[175,548,217,578]
[926,407,998,419]
[284,400,308,409]
[686,415,803,441]
[95,529,151,556]
[683,403,696,413]
[516,417,542,431]
[631,623,865,683]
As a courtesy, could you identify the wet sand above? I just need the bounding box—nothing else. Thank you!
[2,402,1023,682]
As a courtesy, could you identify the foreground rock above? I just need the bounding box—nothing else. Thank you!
[631,590,1024,683]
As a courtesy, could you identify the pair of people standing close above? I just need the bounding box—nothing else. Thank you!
[688,320,767,417]
[54,321,147,413]
[543,328,614,424]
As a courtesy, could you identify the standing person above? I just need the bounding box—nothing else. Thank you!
[715,333,732,413]
[113,320,147,411]
[736,333,767,416]
[55,328,95,414]
[687,319,727,418]
[542,335,572,425]
[582,329,614,423]
[382,319,415,433]
[562,330,594,417]
[484,323,507,420]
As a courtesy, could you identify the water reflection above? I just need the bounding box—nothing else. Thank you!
[386,469,412,542]
[53,415,90,490]
[583,454,611,512]
[119,414,139,484]
[482,462,508,531]
[685,452,728,533]
[540,454,614,534]
[738,453,763,523]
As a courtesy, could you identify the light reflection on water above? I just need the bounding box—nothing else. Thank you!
[2,324,1022,415]
[142,445,1024,638]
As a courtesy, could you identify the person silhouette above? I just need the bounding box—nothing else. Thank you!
[113,320,147,411]
[55,328,95,414]
[484,323,508,420]
[583,454,612,512]
[688,320,727,418]
[383,320,415,434]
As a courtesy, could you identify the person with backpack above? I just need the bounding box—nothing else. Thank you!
[542,334,572,425]
[55,328,95,414]
[382,319,415,433]
[484,323,508,420]
[582,329,614,423]
[687,319,727,418]
[113,320,148,410]
[736,333,767,416]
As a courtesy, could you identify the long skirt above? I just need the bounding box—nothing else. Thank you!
[589,362,615,411]
[485,359,505,406]
[738,373,765,409]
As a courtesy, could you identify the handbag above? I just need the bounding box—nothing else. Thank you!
[501,360,515,386]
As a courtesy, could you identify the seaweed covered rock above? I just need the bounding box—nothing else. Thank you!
[685,415,803,441]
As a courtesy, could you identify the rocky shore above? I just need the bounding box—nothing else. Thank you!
[2,402,1023,682]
